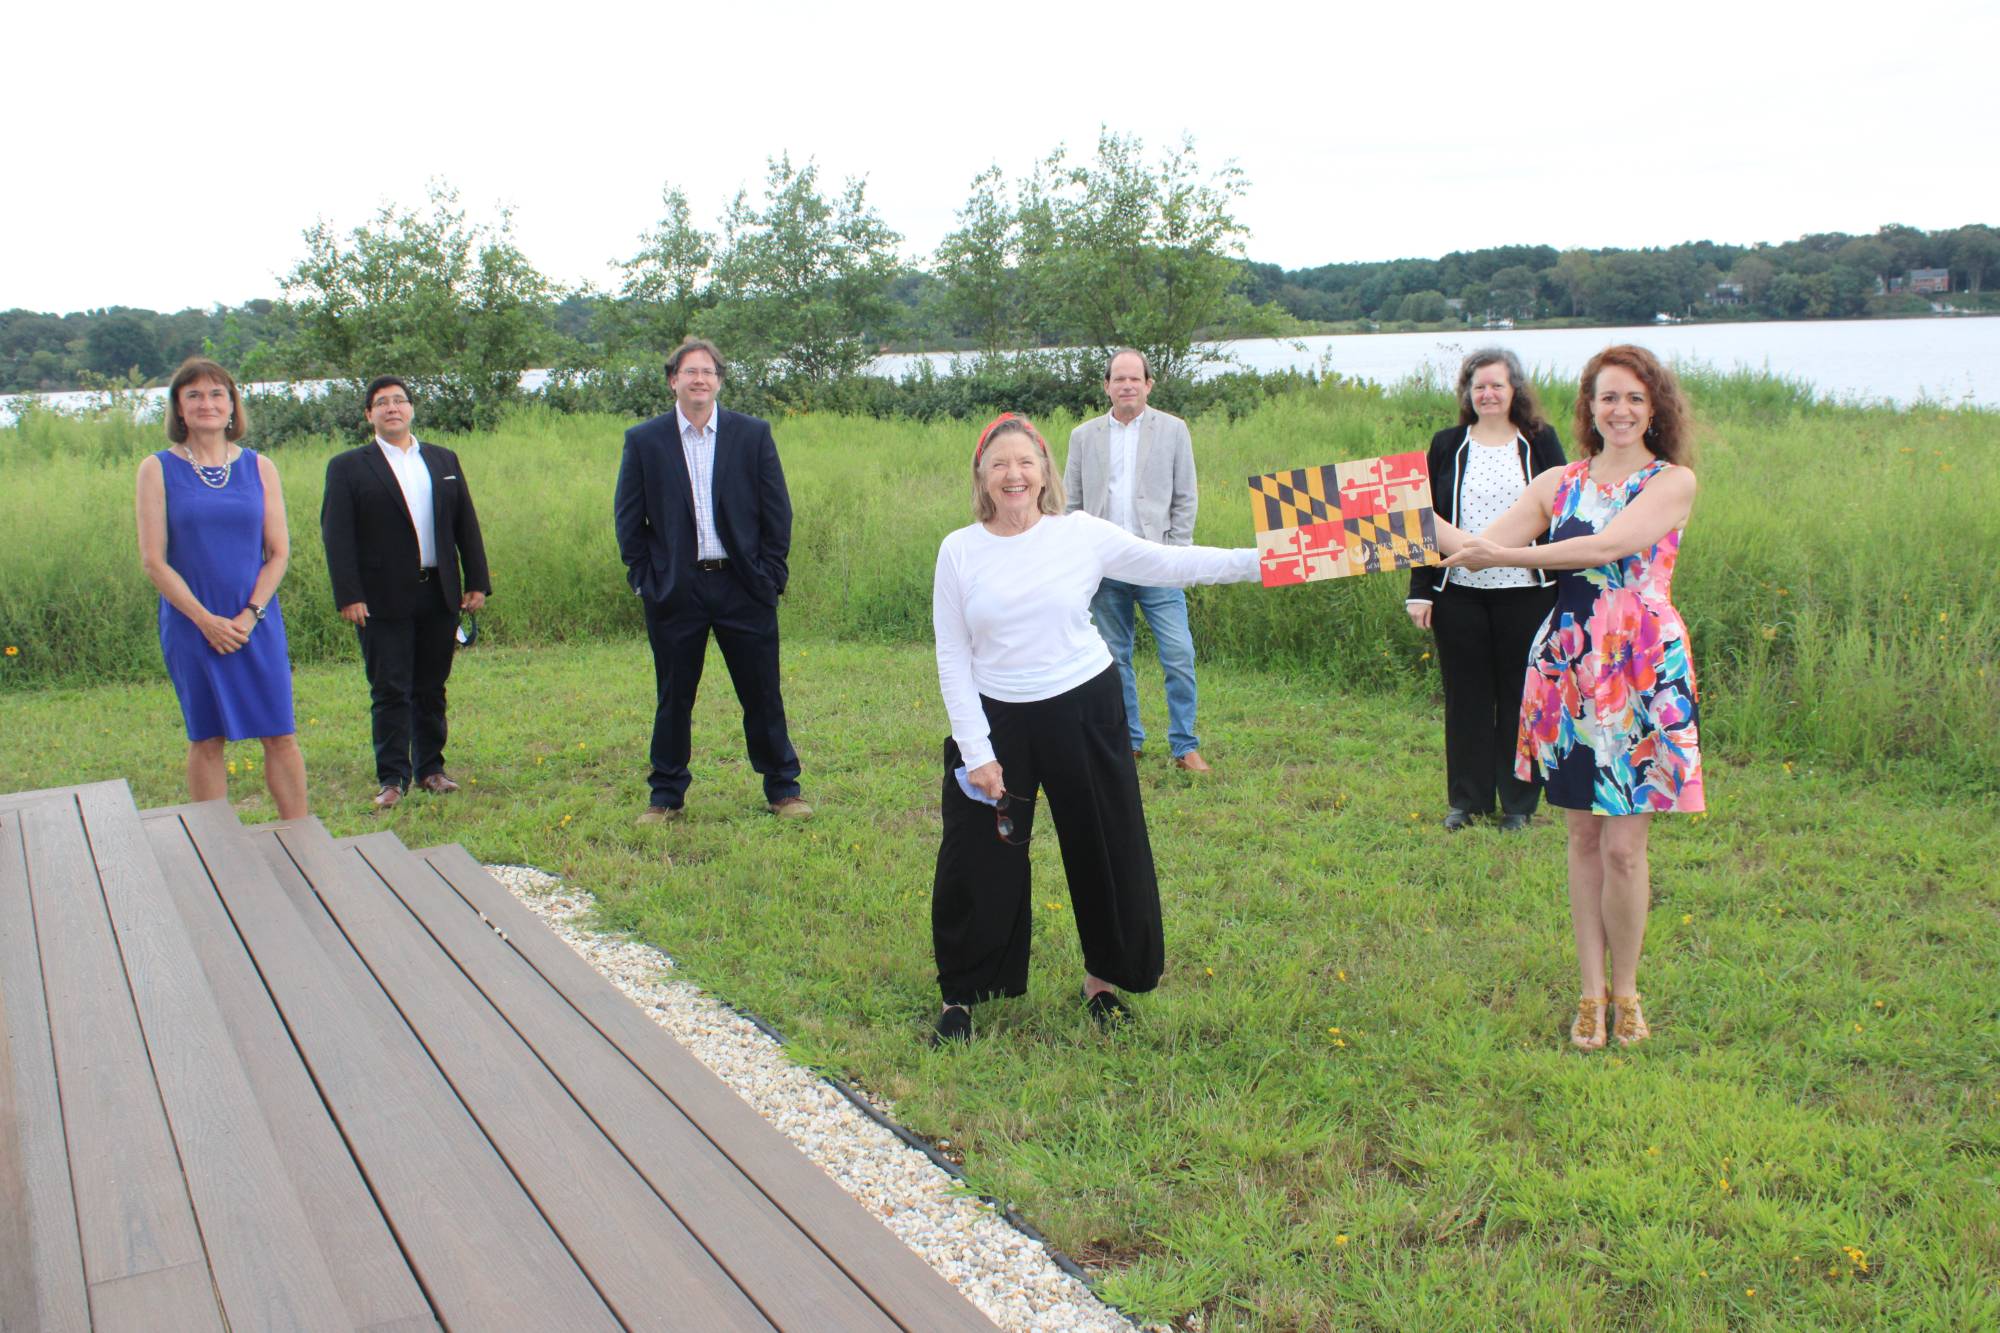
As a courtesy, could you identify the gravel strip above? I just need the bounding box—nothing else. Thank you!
[482,863,1158,1333]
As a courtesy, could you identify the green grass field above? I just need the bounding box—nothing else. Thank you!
[5,373,1996,790]
[2,636,1994,1331]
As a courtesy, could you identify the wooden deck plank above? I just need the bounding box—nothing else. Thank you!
[279,826,774,1332]
[351,831,899,1332]
[15,795,218,1328]
[85,1259,221,1332]
[236,821,621,1331]
[142,802,436,1332]
[0,809,89,1333]
[417,842,998,1332]
[74,784,353,1332]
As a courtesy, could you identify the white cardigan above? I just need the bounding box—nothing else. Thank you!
[933,512,1258,768]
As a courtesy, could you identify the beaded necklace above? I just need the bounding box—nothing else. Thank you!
[178,444,234,490]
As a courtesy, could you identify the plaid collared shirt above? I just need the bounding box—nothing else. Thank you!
[677,405,726,560]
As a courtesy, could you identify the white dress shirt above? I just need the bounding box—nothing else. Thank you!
[933,512,1257,769]
[376,436,437,568]
[1103,413,1143,534]
[678,405,726,561]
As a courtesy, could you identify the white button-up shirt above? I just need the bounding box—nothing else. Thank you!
[677,405,726,561]
[1104,413,1143,535]
[376,436,437,568]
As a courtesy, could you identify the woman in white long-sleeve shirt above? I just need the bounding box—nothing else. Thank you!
[928,413,1260,1046]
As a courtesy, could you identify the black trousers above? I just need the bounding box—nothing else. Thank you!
[642,568,801,808]
[355,591,459,789]
[932,665,1163,1006]
[1432,582,1555,817]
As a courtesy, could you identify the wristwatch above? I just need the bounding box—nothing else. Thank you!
[248,602,267,622]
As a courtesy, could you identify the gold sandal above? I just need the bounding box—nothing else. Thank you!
[1612,994,1651,1047]
[1571,993,1609,1050]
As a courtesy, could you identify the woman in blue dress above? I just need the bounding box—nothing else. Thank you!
[135,358,308,817]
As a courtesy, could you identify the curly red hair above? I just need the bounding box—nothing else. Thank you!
[1573,344,1696,469]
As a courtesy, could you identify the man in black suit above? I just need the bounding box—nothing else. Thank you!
[321,375,491,811]
[613,337,810,822]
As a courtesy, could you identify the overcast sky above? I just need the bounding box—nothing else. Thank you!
[6,0,1993,315]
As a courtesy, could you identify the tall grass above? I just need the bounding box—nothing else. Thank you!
[3,376,1995,790]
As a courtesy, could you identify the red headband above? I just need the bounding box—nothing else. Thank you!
[974,412,1043,467]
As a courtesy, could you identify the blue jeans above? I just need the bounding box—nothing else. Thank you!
[1089,579,1198,757]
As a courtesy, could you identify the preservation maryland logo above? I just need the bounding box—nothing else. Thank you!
[1250,451,1441,586]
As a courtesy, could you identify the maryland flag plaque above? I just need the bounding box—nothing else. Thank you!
[1250,451,1442,587]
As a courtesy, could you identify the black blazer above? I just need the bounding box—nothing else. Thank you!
[321,440,491,618]
[1409,422,1566,601]
[612,408,792,607]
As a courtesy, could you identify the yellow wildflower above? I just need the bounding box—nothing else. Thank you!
[1336,969,1347,982]
[1204,967,1214,977]
[1681,913,1693,924]
[1334,1234,1349,1246]
[3,645,17,656]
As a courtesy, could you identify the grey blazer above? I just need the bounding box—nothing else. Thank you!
[1062,407,1198,546]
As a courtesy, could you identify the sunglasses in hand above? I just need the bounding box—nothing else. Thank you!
[994,790,1034,845]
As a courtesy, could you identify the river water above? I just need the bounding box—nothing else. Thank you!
[6,317,1994,426]
[873,316,2000,409]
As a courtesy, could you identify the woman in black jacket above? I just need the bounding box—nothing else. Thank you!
[1407,349,1566,830]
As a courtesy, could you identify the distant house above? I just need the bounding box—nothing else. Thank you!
[1708,282,1745,306]
[1909,267,1952,295]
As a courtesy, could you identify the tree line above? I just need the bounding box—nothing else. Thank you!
[3,128,1994,411]
[1249,223,1999,327]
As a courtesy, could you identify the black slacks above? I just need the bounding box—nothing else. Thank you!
[932,665,1163,1006]
[642,567,801,808]
[355,591,459,788]
[1432,582,1555,817]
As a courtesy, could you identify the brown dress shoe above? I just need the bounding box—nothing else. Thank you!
[768,796,814,819]
[636,804,684,825]
[372,785,404,811]
[1172,751,1212,773]
[416,772,460,794]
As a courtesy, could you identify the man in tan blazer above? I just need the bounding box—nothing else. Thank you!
[1063,349,1211,772]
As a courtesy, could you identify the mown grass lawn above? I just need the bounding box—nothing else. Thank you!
[5,634,1995,1330]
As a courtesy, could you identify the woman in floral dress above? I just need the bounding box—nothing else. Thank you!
[1438,345,1701,1051]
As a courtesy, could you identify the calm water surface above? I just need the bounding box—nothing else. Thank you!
[876,317,2000,409]
[7,318,1994,426]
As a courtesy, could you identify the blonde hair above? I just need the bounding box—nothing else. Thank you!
[971,414,1066,522]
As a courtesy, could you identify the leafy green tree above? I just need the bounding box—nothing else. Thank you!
[1487,265,1539,320]
[1009,129,1277,379]
[84,313,162,379]
[932,165,1020,354]
[1731,254,1776,306]
[695,154,903,384]
[275,180,559,429]
[1395,290,1449,322]
[612,185,715,356]
[1950,224,1998,293]
[1550,250,1597,317]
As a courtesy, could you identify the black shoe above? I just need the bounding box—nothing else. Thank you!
[1442,809,1476,831]
[1499,813,1531,832]
[930,1005,972,1047]
[1083,987,1131,1027]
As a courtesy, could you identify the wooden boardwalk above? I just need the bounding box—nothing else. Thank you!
[0,781,994,1331]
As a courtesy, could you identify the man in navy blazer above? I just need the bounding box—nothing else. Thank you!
[613,337,810,821]
[321,375,490,810]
